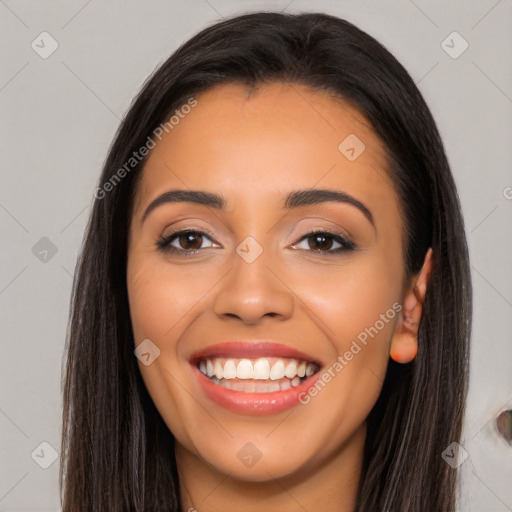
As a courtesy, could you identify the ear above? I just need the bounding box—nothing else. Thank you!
[390,248,433,364]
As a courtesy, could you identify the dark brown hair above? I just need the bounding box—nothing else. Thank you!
[60,11,471,511]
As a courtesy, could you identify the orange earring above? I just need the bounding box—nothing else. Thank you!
[390,344,418,364]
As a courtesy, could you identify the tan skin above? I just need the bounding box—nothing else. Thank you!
[126,82,432,512]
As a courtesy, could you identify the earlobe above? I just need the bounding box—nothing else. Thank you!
[390,248,433,364]
[390,343,417,364]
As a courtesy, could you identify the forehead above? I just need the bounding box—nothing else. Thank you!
[133,82,396,217]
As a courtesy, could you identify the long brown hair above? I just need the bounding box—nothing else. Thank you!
[60,12,472,511]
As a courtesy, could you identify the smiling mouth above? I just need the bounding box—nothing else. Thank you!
[197,357,321,393]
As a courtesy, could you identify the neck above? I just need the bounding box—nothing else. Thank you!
[176,424,366,512]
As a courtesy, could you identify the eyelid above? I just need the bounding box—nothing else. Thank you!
[160,225,219,241]
[290,229,355,252]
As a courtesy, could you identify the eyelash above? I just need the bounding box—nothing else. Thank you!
[156,228,355,257]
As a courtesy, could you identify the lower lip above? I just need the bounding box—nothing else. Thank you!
[192,365,321,415]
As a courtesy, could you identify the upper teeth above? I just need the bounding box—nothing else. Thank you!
[198,357,318,380]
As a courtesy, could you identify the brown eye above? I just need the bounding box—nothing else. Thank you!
[291,230,355,254]
[157,229,217,255]
[178,231,204,250]
[308,233,334,251]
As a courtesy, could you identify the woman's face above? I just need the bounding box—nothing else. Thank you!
[127,82,409,481]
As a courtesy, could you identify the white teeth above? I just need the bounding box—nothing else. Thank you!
[253,358,271,379]
[280,379,291,391]
[223,359,237,379]
[198,357,320,387]
[244,381,256,393]
[210,374,314,393]
[254,381,271,393]
[284,360,297,379]
[236,359,253,379]
[214,360,224,379]
[268,382,280,392]
[221,379,233,390]
[305,363,316,377]
[270,360,285,380]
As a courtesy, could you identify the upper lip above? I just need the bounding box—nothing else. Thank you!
[189,341,322,366]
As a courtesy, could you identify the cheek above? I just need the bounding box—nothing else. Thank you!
[292,256,403,348]
[288,261,402,446]
[127,254,214,343]
[289,254,402,396]
[126,254,219,446]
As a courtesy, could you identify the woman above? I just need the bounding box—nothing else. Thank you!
[60,11,472,511]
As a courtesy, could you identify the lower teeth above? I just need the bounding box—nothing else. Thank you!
[209,375,305,393]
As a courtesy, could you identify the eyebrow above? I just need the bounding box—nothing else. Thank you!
[141,188,374,226]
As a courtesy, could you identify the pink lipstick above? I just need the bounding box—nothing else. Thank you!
[190,341,322,415]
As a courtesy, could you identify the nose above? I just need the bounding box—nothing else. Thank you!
[212,245,294,325]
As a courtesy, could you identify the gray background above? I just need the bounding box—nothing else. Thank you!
[1,0,511,510]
